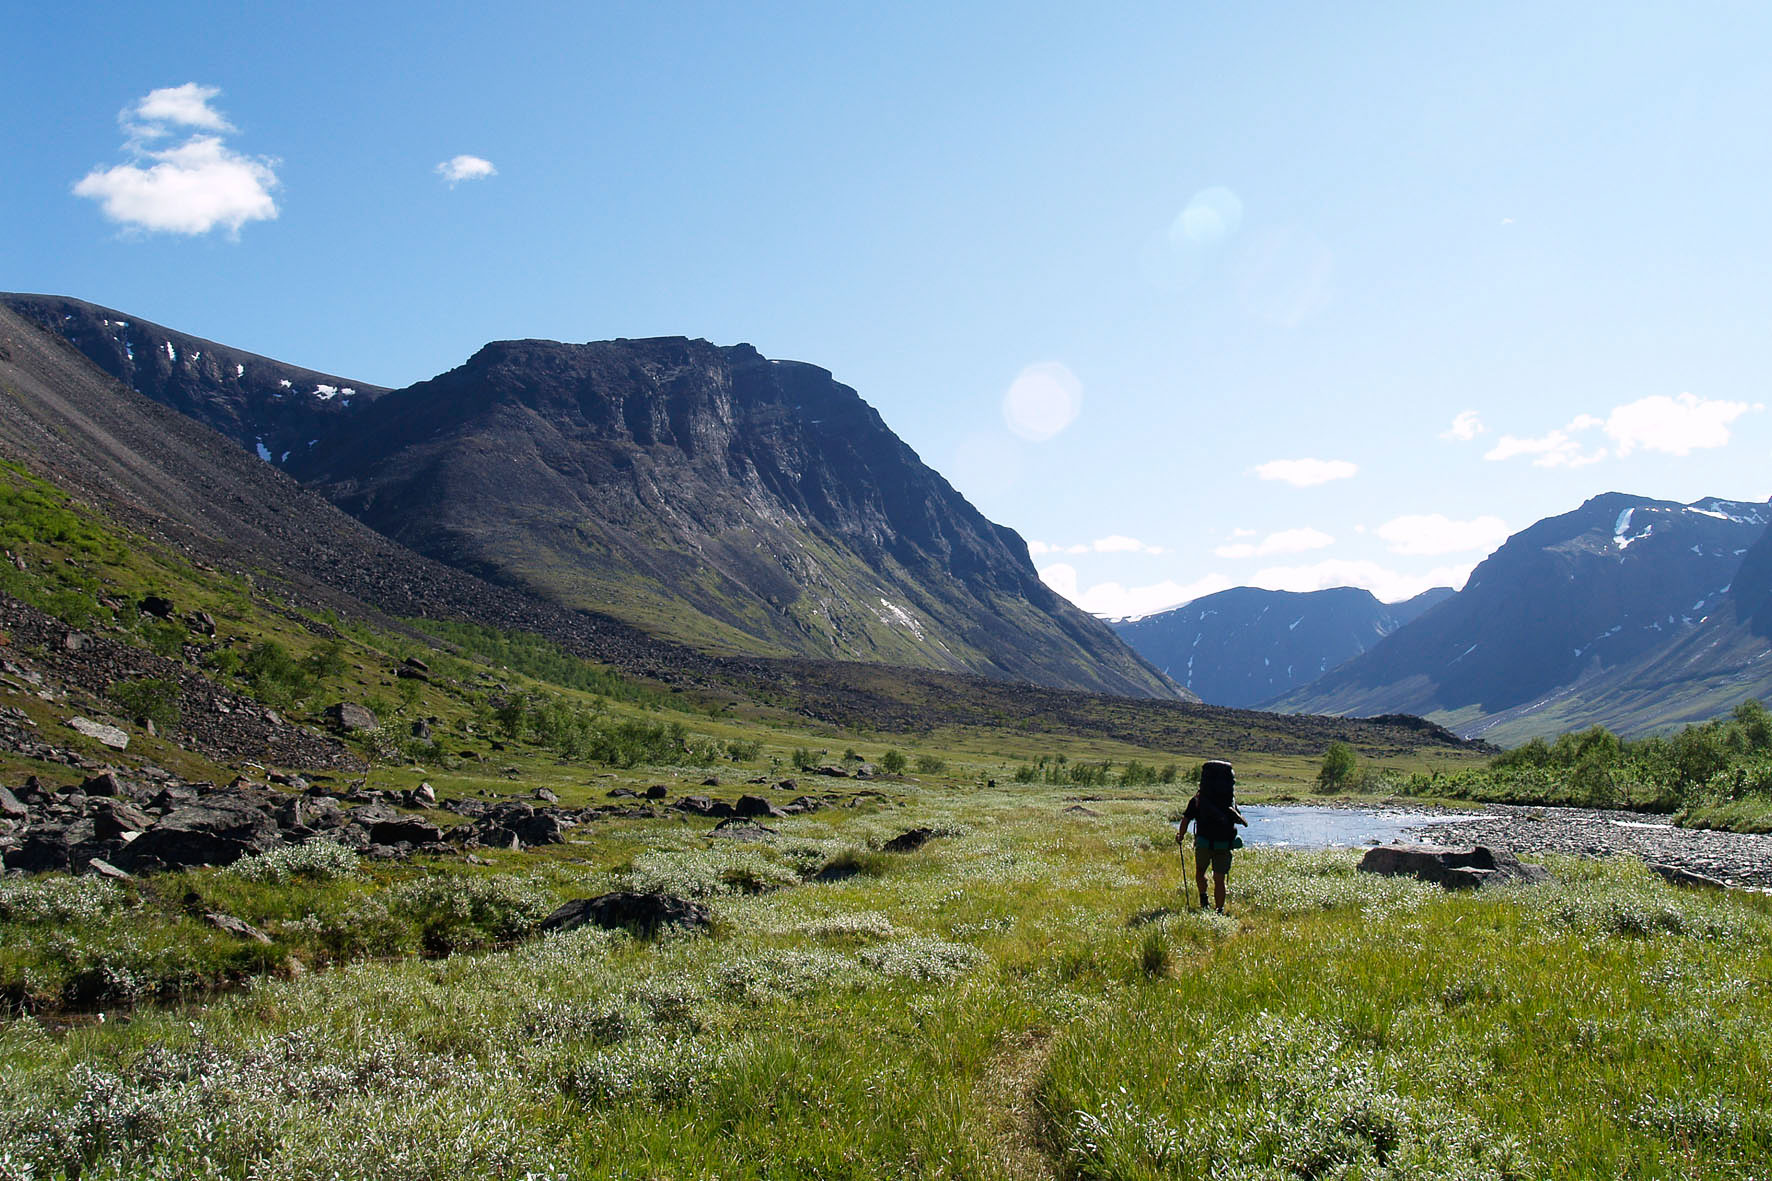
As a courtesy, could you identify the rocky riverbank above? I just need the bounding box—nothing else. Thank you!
[1405,803,1772,889]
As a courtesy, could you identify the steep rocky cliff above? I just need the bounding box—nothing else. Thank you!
[300,336,1176,697]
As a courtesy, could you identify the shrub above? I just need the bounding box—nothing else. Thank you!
[1317,741,1357,791]
[914,754,946,775]
[879,749,907,774]
[225,841,361,884]
[108,677,181,729]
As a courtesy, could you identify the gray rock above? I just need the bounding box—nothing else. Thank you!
[205,912,273,943]
[1650,863,1731,890]
[369,816,444,846]
[66,717,129,750]
[324,702,379,733]
[0,785,26,818]
[883,827,937,853]
[1357,843,1550,889]
[118,797,283,870]
[734,794,785,819]
[540,891,713,936]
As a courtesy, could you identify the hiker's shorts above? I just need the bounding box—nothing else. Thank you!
[1197,847,1233,874]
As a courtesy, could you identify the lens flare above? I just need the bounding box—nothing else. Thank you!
[1002,362,1083,442]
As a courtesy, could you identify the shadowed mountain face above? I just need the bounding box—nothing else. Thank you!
[296,336,1177,697]
[1274,493,1772,739]
[2,295,1177,699]
[1,294,385,467]
[1111,585,1454,707]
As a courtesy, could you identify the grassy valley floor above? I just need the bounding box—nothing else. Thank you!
[4,781,1770,1180]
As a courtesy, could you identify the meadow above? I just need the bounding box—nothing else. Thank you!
[4,777,1769,1180]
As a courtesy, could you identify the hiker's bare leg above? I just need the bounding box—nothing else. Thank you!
[1195,863,1209,908]
[1213,870,1227,912]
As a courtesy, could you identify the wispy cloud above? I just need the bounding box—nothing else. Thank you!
[74,84,278,237]
[436,154,498,186]
[1249,558,1474,604]
[1038,563,1231,620]
[1486,393,1759,468]
[1484,415,1606,468]
[1440,410,1484,441]
[1376,513,1509,556]
[1251,458,1358,487]
[1214,527,1334,559]
[1028,535,1164,557]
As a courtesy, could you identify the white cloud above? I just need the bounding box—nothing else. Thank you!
[1250,558,1475,604]
[1376,514,1509,556]
[127,83,235,134]
[1483,418,1607,468]
[1039,563,1232,620]
[74,84,277,236]
[1486,394,1758,468]
[436,154,498,186]
[1604,392,1755,457]
[1251,458,1358,487]
[1214,527,1334,559]
[1030,534,1165,557]
[1002,361,1082,442]
[1441,410,1484,441]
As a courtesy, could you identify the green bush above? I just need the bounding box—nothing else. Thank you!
[108,678,181,730]
[1317,741,1357,792]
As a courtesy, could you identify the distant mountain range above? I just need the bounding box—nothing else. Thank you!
[1111,492,1772,742]
[1110,585,1452,707]
[1271,493,1772,742]
[1,293,1177,700]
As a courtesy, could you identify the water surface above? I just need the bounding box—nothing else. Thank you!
[1194,804,1473,849]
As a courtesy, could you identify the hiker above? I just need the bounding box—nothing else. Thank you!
[1177,759,1248,913]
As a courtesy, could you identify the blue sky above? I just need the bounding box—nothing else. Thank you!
[8,2,1772,618]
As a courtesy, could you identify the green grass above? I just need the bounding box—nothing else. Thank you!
[4,786,1770,1179]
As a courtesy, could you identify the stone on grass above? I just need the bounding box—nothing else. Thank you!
[66,717,129,750]
[883,827,936,853]
[1651,863,1731,890]
[734,794,785,819]
[1357,843,1549,889]
[205,912,273,944]
[540,891,713,936]
[324,703,379,733]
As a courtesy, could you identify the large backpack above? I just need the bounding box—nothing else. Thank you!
[1200,759,1235,807]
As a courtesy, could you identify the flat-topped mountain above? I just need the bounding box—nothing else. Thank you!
[4,295,1178,699]
[1274,493,1772,739]
[1111,585,1453,706]
[295,335,1174,696]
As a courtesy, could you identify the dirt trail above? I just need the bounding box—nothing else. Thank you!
[971,1027,1060,1181]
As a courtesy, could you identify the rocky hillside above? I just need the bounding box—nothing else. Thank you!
[1274,493,1772,740]
[6,296,1177,699]
[1,294,386,467]
[294,335,1176,697]
[1111,585,1453,707]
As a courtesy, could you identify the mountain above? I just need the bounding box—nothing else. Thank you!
[1273,493,1772,741]
[1110,585,1454,707]
[1,294,386,467]
[3,295,1178,700]
[0,301,1490,766]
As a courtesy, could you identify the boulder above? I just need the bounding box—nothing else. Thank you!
[1357,844,1549,889]
[88,798,155,842]
[139,595,176,618]
[883,827,937,854]
[81,771,124,797]
[734,794,785,819]
[205,912,273,944]
[673,795,736,818]
[1650,863,1730,890]
[709,818,776,839]
[0,786,26,818]
[324,703,379,733]
[643,785,668,800]
[540,891,713,936]
[369,817,444,846]
[66,717,129,750]
[118,797,283,870]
